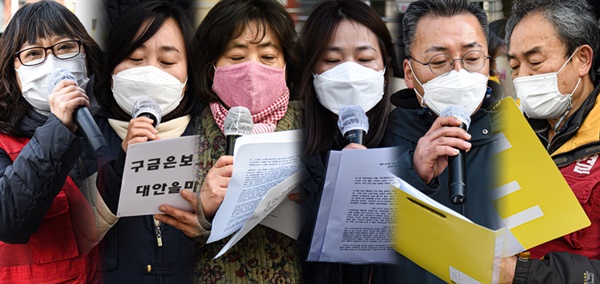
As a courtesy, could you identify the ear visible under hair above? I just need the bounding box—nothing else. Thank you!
[577,44,594,76]
[403,58,415,89]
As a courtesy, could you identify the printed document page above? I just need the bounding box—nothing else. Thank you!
[214,171,303,258]
[208,130,304,248]
[308,147,401,264]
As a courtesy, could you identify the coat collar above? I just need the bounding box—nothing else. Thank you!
[18,110,47,138]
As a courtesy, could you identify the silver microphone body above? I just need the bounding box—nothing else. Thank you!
[337,105,369,145]
[223,106,253,155]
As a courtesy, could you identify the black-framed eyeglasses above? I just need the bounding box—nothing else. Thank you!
[409,50,491,76]
[15,40,82,67]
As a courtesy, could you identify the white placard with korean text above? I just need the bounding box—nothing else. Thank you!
[117,135,199,217]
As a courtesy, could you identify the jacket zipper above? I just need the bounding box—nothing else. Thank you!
[77,157,89,196]
[548,126,579,153]
[77,156,87,182]
[154,218,163,247]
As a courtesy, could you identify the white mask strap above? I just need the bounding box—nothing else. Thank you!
[553,76,581,133]
[408,60,425,88]
[557,46,580,74]
[414,88,426,107]
[408,60,427,107]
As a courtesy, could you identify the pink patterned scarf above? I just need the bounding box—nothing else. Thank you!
[210,89,290,134]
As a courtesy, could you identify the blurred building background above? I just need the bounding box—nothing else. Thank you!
[2,0,105,45]
[4,0,599,47]
[1,0,598,94]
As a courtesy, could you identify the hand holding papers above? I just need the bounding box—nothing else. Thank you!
[308,147,401,264]
[207,130,305,258]
[116,130,305,258]
[307,99,590,282]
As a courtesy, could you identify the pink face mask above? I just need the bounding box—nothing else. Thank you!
[212,61,287,115]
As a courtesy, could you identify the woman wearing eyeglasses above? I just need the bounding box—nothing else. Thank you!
[0,1,104,282]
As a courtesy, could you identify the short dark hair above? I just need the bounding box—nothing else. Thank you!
[0,0,103,136]
[193,0,300,104]
[97,0,196,121]
[300,0,398,155]
[403,0,489,57]
[505,0,599,78]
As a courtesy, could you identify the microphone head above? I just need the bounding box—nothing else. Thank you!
[337,105,369,135]
[132,96,162,127]
[224,106,253,136]
[48,68,76,94]
[441,105,471,130]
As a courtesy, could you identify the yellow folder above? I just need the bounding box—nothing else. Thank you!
[394,187,513,283]
[393,98,590,283]
[493,98,590,248]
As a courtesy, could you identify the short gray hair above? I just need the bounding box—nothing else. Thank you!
[402,0,489,57]
[505,0,599,66]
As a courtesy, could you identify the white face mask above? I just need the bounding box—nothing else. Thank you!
[513,48,580,120]
[112,66,187,117]
[410,63,488,116]
[313,61,385,114]
[17,53,89,116]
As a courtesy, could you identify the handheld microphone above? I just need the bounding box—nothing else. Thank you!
[48,69,107,156]
[132,96,161,127]
[337,105,369,145]
[223,106,253,155]
[440,105,471,204]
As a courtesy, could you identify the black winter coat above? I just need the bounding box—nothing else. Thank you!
[0,111,96,243]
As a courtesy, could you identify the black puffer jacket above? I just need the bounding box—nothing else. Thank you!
[0,110,97,244]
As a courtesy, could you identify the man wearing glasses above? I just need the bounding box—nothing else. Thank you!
[381,0,504,282]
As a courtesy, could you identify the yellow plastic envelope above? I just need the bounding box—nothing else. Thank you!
[393,98,590,283]
[493,98,590,249]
